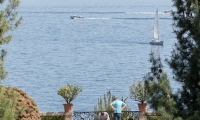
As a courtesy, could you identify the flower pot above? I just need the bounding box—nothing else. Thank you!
[138,103,148,112]
[63,103,73,113]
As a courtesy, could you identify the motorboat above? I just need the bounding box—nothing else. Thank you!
[70,15,84,19]
[164,10,173,13]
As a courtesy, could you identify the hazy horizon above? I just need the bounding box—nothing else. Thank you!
[20,0,173,7]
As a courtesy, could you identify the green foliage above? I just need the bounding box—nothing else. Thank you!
[168,0,200,118]
[186,111,200,120]
[146,115,163,120]
[94,90,113,111]
[0,0,23,119]
[0,50,7,80]
[94,91,130,111]
[121,112,138,120]
[129,80,149,104]
[57,84,83,103]
[144,52,180,119]
[94,91,131,120]
[0,85,25,120]
[0,85,16,120]
[0,0,21,81]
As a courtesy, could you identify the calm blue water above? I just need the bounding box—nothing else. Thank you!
[3,1,178,112]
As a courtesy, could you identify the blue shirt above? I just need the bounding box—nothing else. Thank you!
[111,100,125,113]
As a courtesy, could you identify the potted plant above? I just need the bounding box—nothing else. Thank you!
[57,84,83,112]
[129,80,149,112]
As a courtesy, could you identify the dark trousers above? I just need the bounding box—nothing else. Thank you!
[113,113,121,120]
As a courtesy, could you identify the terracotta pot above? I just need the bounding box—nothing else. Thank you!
[63,103,73,113]
[138,103,148,112]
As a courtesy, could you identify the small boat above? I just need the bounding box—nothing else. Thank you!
[150,9,164,45]
[149,40,164,45]
[164,9,173,13]
[70,15,84,19]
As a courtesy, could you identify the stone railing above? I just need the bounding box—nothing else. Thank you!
[40,111,143,120]
[73,111,140,120]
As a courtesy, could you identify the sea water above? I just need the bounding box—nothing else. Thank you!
[3,0,178,112]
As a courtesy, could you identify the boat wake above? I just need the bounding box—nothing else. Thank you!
[78,17,169,20]
[126,11,169,15]
[85,18,112,20]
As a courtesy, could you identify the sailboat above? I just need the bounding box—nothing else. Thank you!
[149,9,164,45]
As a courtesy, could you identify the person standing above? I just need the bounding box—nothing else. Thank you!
[110,96,126,120]
[98,111,110,120]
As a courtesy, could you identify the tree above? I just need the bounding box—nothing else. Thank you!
[0,0,22,119]
[145,52,181,120]
[0,0,22,81]
[167,0,200,118]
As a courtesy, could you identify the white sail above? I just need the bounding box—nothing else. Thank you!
[149,9,164,45]
[153,9,159,40]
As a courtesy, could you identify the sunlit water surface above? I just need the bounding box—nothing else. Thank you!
[3,1,179,112]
